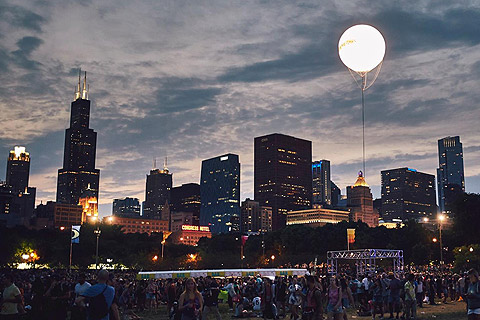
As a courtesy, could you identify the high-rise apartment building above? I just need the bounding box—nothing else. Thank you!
[240,199,272,233]
[57,71,100,206]
[312,160,331,206]
[381,168,436,221]
[200,154,240,234]
[254,133,312,230]
[170,183,201,217]
[143,161,172,219]
[437,136,465,213]
[113,197,141,217]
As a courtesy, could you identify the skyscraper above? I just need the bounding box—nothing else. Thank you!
[143,159,172,219]
[170,183,201,217]
[331,181,341,207]
[6,146,30,194]
[113,197,141,217]
[200,154,240,234]
[312,160,331,206]
[437,136,465,213]
[254,133,312,230]
[2,146,36,227]
[57,71,100,206]
[346,171,378,227]
[381,167,436,221]
[240,198,272,233]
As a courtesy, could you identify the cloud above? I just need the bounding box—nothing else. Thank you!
[0,0,479,217]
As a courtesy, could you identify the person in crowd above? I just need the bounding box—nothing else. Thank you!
[288,277,302,320]
[274,277,287,317]
[326,277,343,320]
[0,274,22,319]
[178,278,203,320]
[75,270,115,320]
[371,277,384,320]
[202,276,221,320]
[415,275,424,308]
[146,280,157,311]
[44,274,70,320]
[72,273,91,320]
[223,278,237,311]
[339,277,353,320]
[404,274,416,320]
[466,269,480,320]
[388,273,402,319]
[303,275,323,320]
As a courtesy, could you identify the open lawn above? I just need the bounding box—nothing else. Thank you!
[135,299,467,320]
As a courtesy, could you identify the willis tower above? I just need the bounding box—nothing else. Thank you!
[57,70,100,205]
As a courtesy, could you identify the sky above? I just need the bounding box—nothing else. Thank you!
[0,0,479,217]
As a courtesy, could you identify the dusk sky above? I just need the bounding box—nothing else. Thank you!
[1,0,479,217]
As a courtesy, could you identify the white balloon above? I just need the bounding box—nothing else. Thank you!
[338,24,386,73]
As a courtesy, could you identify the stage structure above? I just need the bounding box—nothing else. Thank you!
[327,249,404,276]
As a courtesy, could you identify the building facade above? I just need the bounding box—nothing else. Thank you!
[286,205,350,227]
[381,167,436,221]
[143,163,172,219]
[171,211,200,232]
[53,203,85,228]
[346,172,378,227]
[437,136,465,213]
[254,133,312,230]
[171,183,201,217]
[200,154,240,234]
[105,215,169,235]
[57,71,100,206]
[240,199,273,233]
[113,197,141,217]
[312,160,331,206]
[171,225,212,246]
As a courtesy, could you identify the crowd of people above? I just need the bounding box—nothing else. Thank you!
[1,267,479,320]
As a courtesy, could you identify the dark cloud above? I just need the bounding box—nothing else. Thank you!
[0,4,46,32]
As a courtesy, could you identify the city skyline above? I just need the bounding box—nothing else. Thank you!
[0,1,479,217]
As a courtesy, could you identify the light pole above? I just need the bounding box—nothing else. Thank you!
[94,226,101,269]
[438,214,445,264]
[338,25,386,177]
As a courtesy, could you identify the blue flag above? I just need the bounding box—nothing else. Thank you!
[72,225,80,244]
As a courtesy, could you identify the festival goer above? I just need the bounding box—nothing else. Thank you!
[288,278,302,320]
[202,276,221,320]
[274,277,287,317]
[388,273,402,319]
[304,275,322,320]
[466,269,480,320]
[75,270,115,320]
[178,278,203,320]
[72,273,91,320]
[404,274,416,320]
[371,278,384,320]
[326,277,343,320]
[339,277,353,320]
[0,274,22,319]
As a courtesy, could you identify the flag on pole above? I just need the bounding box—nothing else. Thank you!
[72,225,81,244]
[241,235,249,246]
[347,228,355,244]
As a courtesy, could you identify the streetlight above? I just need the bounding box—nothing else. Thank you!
[470,247,474,253]
[438,214,445,264]
[338,24,386,177]
[94,226,101,269]
[423,217,429,223]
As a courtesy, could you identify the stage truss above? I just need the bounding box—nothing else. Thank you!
[327,249,404,276]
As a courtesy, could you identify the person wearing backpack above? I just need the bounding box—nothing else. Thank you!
[466,269,480,320]
[75,270,115,320]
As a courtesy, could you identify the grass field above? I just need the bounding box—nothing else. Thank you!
[135,299,467,320]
